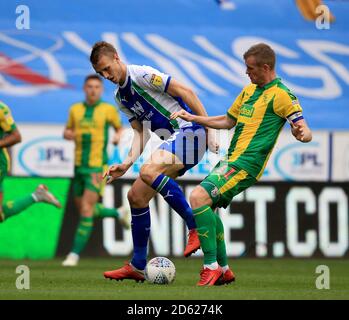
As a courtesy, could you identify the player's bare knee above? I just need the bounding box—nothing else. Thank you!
[80,202,94,217]
[190,187,210,208]
[140,164,159,185]
[127,188,148,207]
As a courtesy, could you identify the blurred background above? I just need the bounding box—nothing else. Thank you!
[0,0,348,260]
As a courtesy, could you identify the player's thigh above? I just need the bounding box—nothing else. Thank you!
[200,162,257,209]
[72,172,84,198]
[143,149,184,179]
[189,185,213,209]
[80,189,99,217]
[127,177,157,208]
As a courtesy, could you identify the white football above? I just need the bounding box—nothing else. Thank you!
[145,257,176,284]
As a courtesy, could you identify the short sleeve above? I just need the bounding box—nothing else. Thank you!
[274,89,302,119]
[274,90,303,119]
[133,65,171,93]
[227,88,245,120]
[107,105,122,129]
[0,103,17,133]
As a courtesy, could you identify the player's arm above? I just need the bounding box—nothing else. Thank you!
[287,114,312,142]
[104,119,150,183]
[167,79,207,117]
[171,111,236,129]
[167,78,220,152]
[63,107,75,140]
[63,127,75,140]
[0,129,21,148]
[276,91,312,143]
[108,106,124,145]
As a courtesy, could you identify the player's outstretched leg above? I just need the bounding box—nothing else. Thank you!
[103,206,149,282]
[214,213,235,285]
[190,187,223,286]
[150,173,200,257]
[63,216,94,266]
[93,203,131,229]
[103,178,154,282]
[140,152,200,258]
[33,184,62,208]
[0,184,61,223]
[63,189,97,267]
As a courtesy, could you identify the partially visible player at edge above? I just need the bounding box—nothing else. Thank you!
[90,41,218,282]
[62,74,130,267]
[0,101,61,224]
[171,43,312,286]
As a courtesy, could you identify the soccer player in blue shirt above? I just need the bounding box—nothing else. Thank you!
[90,41,217,282]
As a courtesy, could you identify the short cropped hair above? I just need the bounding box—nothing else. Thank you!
[90,41,117,65]
[243,43,276,70]
[84,74,103,84]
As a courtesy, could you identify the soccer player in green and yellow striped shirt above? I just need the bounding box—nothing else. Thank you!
[171,43,312,286]
[62,74,130,267]
[0,101,61,223]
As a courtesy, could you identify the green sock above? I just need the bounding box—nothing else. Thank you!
[93,203,120,218]
[1,195,35,220]
[215,213,228,267]
[193,205,217,265]
[71,216,94,255]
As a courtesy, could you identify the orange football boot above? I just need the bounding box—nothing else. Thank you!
[184,229,201,257]
[197,266,223,286]
[104,262,145,282]
[215,268,236,285]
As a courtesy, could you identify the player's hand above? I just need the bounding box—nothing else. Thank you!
[170,110,194,122]
[112,130,122,145]
[103,164,128,183]
[207,128,219,154]
[290,121,306,142]
[63,129,75,140]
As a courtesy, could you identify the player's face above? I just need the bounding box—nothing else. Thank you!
[245,55,269,87]
[84,79,103,103]
[93,54,122,84]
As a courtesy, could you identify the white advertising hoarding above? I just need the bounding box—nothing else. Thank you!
[332,132,349,181]
[10,123,344,182]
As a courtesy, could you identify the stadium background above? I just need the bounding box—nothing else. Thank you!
[0,0,348,261]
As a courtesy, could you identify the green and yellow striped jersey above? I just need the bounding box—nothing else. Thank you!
[0,101,17,173]
[66,100,122,171]
[226,78,302,180]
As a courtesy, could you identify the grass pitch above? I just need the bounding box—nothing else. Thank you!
[0,258,348,300]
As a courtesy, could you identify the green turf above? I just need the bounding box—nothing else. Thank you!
[0,258,348,300]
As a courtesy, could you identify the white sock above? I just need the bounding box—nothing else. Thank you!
[221,265,229,273]
[204,262,219,270]
[68,252,79,259]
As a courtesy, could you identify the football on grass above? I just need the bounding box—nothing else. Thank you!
[145,257,176,284]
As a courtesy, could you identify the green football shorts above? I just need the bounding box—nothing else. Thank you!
[0,163,8,193]
[72,166,106,197]
[200,160,257,208]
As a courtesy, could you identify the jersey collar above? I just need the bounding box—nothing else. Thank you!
[118,66,130,90]
[83,99,102,108]
[259,77,281,90]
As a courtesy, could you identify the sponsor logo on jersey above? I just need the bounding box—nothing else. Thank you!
[240,104,255,118]
[150,74,163,87]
